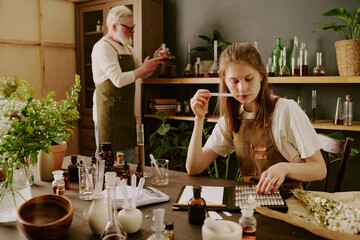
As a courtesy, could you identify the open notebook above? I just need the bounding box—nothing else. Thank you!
[103,186,169,209]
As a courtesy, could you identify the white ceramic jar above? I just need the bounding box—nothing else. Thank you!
[87,193,109,235]
[117,204,143,234]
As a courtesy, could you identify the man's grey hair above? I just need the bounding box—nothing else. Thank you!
[106,6,133,29]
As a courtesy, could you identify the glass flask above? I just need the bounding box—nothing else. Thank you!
[333,97,344,125]
[344,94,353,126]
[194,57,203,77]
[208,40,219,77]
[271,38,282,76]
[279,47,290,77]
[183,43,194,77]
[101,172,127,240]
[312,52,326,76]
[290,36,300,76]
[266,58,275,77]
[299,43,308,76]
[311,90,317,123]
[147,208,167,240]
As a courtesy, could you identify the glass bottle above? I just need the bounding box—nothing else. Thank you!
[279,47,290,77]
[183,43,194,78]
[311,90,317,123]
[137,123,149,178]
[63,170,70,190]
[96,20,101,32]
[121,160,130,185]
[101,172,127,240]
[266,58,275,77]
[313,52,326,76]
[159,43,170,62]
[297,95,305,112]
[135,161,143,186]
[100,142,115,172]
[175,101,183,116]
[239,203,257,239]
[164,221,174,240]
[253,40,259,52]
[188,186,206,225]
[208,40,219,77]
[299,43,308,76]
[344,95,353,126]
[333,97,344,125]
[194,57,203,78]
[290,36,300,76]
[114,152,124,178]
[52,170,65,196]
[147,208,167,240]
[68,155,79,183]
[271,38,282,76]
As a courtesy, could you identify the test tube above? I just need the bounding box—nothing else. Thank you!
[311,90,316,122]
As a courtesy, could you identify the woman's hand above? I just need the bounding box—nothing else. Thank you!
[190,89,211,119]
[256,162,287,194]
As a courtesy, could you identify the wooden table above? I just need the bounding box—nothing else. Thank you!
[0,156,326,240]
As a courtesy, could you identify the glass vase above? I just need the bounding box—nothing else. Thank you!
[0,168,32,223]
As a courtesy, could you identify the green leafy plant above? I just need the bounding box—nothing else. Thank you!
[313,6,360,39]
[0,74,81,196]
[191,29,231,60]
[148,112,192,171]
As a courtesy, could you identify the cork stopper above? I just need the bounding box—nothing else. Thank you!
[346,95,351,101]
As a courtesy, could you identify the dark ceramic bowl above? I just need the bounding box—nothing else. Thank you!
[17,194,74,240]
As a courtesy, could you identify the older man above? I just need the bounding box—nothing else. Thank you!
[91,6,167,162]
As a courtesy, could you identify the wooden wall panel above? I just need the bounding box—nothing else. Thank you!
[0,44,42,97]
[44,47,77,100]
[42,0,76,43]
[0,0,39,41]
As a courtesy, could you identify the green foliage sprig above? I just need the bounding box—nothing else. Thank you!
[313,6,360,39]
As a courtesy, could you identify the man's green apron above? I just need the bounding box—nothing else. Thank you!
[96,51,136,153]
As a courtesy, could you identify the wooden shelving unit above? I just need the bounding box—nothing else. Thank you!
[142,76,360,132]
[144,114,360,131]
[143,76,360,85]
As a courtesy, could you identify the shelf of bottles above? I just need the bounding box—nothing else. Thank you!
[144,114,360,132]
[142,76,360,85]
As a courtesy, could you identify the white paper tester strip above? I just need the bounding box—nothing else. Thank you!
[209,93,234,97]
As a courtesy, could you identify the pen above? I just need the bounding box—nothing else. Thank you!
[209,92,234,97]
[172,203,227,207]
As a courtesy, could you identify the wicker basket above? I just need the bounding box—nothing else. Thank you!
[334,39,360,76]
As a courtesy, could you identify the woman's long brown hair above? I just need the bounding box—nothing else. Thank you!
[217,42,274,133]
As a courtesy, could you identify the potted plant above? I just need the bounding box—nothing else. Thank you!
[191,29,231,76]
[0,74,80,222]
[313,6,360,76]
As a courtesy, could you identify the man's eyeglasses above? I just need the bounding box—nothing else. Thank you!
[120,24,136,31]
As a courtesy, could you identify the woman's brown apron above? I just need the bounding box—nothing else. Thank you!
[233,98,301,188]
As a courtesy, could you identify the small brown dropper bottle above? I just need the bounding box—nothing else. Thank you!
[188,186,206,225]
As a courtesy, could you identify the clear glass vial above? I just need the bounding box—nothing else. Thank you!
[239,203,257,239]
[344,94,353,126]
[52,170,65,196]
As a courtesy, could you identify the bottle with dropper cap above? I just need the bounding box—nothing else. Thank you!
[239,203,257,239]
[147,208,167,240]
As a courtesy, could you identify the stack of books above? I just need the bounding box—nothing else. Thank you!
[150,98,177,115]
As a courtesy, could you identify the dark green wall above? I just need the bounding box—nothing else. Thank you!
[162,0,360,191]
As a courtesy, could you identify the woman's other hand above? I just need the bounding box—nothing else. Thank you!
[256,162,287,194]
[190,89,211,119]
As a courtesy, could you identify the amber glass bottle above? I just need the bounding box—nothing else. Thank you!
[114,152,124,178]
[121,160,130,185]
[100,142,114,172]
[135,161,143,186]
[188,186,206,225]
[68,155,78,183]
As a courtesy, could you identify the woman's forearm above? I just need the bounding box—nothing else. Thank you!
[186,116,206,175]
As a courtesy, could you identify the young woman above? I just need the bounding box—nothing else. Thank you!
[186,42,326,194]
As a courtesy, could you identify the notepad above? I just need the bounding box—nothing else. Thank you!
[177,186,224,205]
[103,186,169,209]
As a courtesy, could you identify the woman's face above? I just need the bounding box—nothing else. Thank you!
[224,61,263,112]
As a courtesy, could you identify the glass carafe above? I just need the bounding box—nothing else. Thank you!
[183,43,194,77]
[312,52,326,76]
